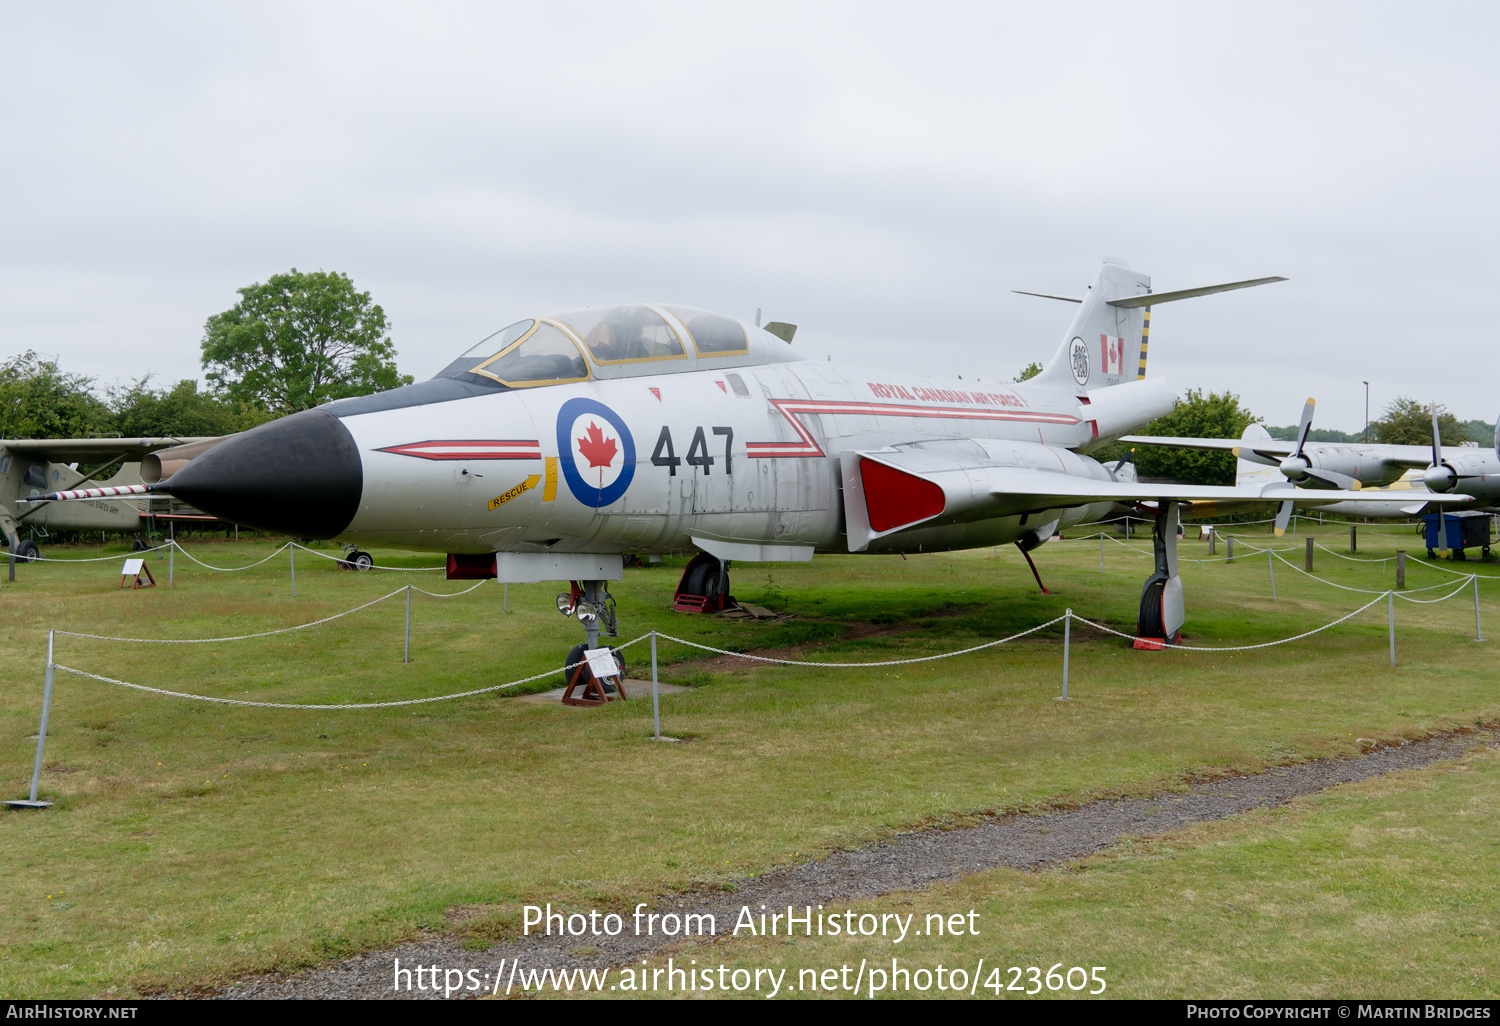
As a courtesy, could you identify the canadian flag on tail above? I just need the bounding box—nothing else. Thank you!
[1099,334,1126,377]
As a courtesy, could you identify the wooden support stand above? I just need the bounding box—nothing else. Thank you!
[561,663,629,707]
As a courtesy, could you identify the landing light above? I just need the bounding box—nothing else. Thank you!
[574,601,598,625]
[556,592,575,616]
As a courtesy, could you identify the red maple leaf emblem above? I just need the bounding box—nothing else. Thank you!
[576,421,618,470]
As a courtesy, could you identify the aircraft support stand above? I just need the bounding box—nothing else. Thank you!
[1134,502,1184,649]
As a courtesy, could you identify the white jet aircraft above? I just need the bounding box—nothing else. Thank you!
[38,264,1473,676]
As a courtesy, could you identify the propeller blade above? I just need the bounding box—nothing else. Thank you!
[1274,499,1294,537]
[1431,409,1442,467]
[1300,468,1360,491]
[1293,398,1315,458]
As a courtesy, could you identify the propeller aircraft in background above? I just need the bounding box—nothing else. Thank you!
[1125,401,1500,533]
[0,436,214,561]
[37,263,1473,675]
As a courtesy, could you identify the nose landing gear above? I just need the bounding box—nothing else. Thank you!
[556,580,626,703]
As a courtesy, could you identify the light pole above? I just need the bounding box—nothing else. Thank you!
[1362,381,1370,441]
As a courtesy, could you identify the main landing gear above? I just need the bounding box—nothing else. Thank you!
[556,580,626,703]
[1135,501,1184,648]
[672,551,732,612]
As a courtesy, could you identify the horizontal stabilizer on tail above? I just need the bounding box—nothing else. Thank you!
[1011,290,1083,304]
[1106,276,1287,309]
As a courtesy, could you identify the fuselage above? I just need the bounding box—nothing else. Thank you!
[333,357,1123,556]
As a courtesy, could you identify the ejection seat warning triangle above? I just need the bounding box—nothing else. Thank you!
[120,558,155,589]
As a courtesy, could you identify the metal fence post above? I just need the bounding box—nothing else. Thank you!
[651,632,661,739]
[1388,591,1396,668]
[1058,610,1071,701]
[1268,548,1276,601]
[168,539,174,588]
[504,582,509,614]
[290,542,296,597]
[404,584,412,663]
[28,631,56,804]
[1099,534,1104,572]
[1474,575,1483,642]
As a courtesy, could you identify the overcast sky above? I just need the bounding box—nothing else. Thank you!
[2,2,1495,433]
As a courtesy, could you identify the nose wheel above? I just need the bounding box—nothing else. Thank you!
[556,580,625,703]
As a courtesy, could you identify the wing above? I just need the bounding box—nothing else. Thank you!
[840,440,1473,551]
[1,437,217,462]
[1119,434,1461,470]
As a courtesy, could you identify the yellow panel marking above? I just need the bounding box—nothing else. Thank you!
[543,458,558,501]
[489,475,541,511]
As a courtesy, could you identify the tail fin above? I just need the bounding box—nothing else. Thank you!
[1234,424,1282,488]
[1029,262,1152,392]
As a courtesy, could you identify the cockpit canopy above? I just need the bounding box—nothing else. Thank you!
[434,304,787,390]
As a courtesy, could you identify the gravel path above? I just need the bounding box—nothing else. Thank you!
[217,726,1495,1000]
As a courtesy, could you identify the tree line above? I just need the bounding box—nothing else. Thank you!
[1,269,411,443]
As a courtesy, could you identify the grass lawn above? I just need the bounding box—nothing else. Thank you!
[627,744,1499,1000]
[0,521,1494,997]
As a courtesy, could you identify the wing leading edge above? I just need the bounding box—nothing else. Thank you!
[841,442,1472,552]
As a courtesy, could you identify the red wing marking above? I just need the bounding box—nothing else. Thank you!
[745,399,1082,459]
[377,440,541,461]
[860,459,946,532]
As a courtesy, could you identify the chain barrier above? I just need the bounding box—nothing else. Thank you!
[1076,594,1393,651]
[8,541,174,564]
[1405,555,1500,581]
[289,542,445,572]
[55,587,411,643]
[653,617,1068,668]
[169,541,292,572]
[54,578,494,644]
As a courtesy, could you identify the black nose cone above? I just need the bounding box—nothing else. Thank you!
[166,408,363,538]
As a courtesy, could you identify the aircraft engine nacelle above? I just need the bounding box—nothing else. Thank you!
[1429,451,1500,504]
[1280,446,1403,489]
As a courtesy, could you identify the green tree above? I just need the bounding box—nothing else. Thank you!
[201,269,412,413]
[1369,397,1469,446]
[1096,389,1256,485]
[0,352,111,439]
[1014,361,1043,382]
[107,377,276,437]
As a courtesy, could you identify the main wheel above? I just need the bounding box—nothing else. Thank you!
[1137,579,1165,638]
[561,643,626,692]
[14,540,40,562]
[679,557,727,608]
[351,550,374,571]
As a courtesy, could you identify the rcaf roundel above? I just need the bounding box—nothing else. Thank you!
[555,397,636,507]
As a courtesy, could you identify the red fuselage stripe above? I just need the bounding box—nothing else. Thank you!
[377,440,541,461]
